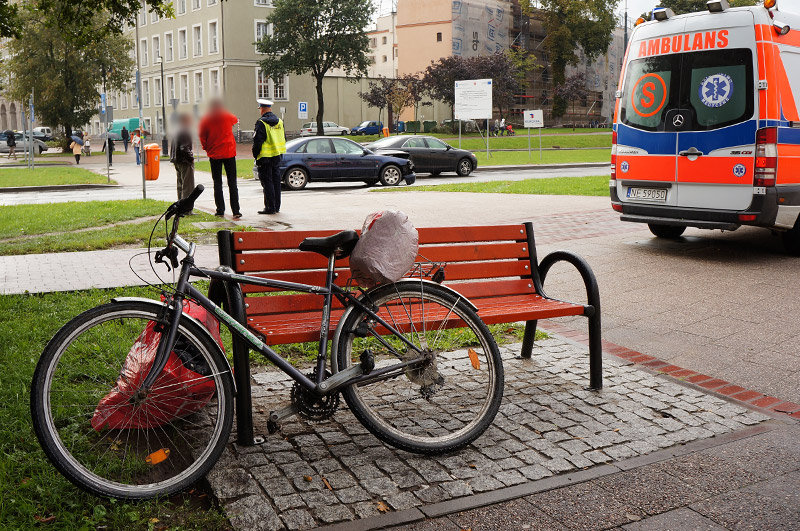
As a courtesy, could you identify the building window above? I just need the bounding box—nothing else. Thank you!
[143,117,152,132]
[178,29,187,59]
[209,69,220,96]
[121,88,128,109]
[256,69,270,99]
[255,21,272,52]
[273,76,287,100]
[208,21,218,54]
[254,0,272,6]
[138,4,147,26]
[208,0,217,4]
[382,36,387,45]
[369,37,377,47]
[192,25,202,56]
[140,39,148,65]
[142,79,150,107]
[152,35,160,61]
[157,115,163,134]
[177,0,186,15]
[436,32,442,42]
[382,55,387,63]
[180,74,189,103]
[194,71,203,102]
[167,75,176,101]
[165,32,173,61]
[192,0,201,10]
[151,11,159,23]
[154,77,162,105]
[368,56,375,64]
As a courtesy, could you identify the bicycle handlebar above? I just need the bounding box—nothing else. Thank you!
[166,184,204,220]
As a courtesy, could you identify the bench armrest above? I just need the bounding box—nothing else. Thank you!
[538,250,600,318]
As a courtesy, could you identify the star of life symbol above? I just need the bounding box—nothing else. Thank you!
[620,161,630,173]
[733,163,746,177]
[699,73,733,108]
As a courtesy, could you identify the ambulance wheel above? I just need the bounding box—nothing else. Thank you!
[648,224,685,239]
[781,221,800,256]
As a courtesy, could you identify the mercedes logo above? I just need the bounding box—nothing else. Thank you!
[672,114,685,127]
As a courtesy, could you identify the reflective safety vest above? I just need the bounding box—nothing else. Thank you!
[257,118,286,159]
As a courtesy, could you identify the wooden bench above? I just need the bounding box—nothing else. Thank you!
[209,222,601,446]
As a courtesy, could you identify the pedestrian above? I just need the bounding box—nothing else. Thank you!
[252,98,286,215]
[69,136,82,164]
[199,98,242,219]
[499,117,506,137]
[5,131,16,160]
[83,132,91,157]
[132,130,142,165]
[121,126,129,152]
[493,119,500,137]
[102,134,114,166]
[170,113,195,209]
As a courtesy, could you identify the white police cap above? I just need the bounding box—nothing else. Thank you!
[257,98,274,107]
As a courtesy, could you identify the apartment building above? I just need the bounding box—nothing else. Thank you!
[0,40,23,131]
[92,0,379,137]
[366,13,398,78]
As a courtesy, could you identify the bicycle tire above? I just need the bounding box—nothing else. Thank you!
[30,300,234,500]
[334,281,503,454]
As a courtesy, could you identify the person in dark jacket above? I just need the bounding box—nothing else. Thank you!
[5,130,16,159]
[252,99,286,215]
[170,113,195,207]
[121,126,130,152]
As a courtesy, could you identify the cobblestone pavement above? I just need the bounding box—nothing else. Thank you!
[206,337,769,530]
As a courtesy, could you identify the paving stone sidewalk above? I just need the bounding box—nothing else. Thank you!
[205,337,769,530]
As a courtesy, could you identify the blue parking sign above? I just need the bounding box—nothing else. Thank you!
[298,101,308,119]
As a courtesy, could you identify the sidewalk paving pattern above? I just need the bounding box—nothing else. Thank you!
[206,338,769,530]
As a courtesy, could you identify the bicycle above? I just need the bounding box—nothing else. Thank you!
[30,185,504,500]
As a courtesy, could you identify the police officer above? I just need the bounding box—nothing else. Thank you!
[252,98,286,215]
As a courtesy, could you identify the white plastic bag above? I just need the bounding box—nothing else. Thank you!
[350,211,419,288]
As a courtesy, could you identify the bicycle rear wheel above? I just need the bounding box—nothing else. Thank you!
[334,281,503,454]
[30,300,234,499]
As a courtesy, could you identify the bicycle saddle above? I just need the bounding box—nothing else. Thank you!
[298,230,359,258]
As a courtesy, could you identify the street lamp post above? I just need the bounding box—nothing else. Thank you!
[156,57,168,156]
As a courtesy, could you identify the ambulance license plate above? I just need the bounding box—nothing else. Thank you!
[626,187,667,202]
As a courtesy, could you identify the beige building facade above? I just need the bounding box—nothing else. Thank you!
[92,0,383,137]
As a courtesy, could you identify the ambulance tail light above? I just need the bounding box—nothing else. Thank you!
[611,130,618,180]
[755,127,777,187]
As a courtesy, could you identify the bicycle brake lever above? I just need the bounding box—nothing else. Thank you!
[154,247,179,271]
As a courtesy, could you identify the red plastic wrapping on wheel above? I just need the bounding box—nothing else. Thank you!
[91,300,224,431]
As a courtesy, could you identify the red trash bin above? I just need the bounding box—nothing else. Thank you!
[144,143,160,181]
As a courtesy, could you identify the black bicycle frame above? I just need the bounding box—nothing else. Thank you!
[142,252,426,395]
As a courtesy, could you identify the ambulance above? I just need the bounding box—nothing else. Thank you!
[610,0,800,254]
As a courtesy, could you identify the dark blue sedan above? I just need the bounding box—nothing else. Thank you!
[278,137,416,190]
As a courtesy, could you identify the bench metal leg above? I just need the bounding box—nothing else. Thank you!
[538,250,603,390]
[520,320,537,358]
[209,272,255,446]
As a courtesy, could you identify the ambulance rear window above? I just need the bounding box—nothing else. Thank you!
[621,48,753,132]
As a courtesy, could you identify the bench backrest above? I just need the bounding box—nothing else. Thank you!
[217,223,541,320]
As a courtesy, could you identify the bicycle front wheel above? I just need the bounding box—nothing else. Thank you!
[334,281,503,454]
[30,300,234,499]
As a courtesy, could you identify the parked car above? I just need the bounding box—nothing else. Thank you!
[33,126,54,141]
[350,121,383,136]
[298,121,350,136]
[279,137,416,190]
[366,135,478,176]
[0,132,48,154]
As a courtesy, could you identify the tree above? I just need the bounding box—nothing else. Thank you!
[0,0,175,38]
[359,77,392,124]
[399,74,431,122]
[257,0,374,136]
[3,1,134,142]
[521,0,615,118]
[422,56,473,120]
[554,72,588,124]
[657,0,756,14]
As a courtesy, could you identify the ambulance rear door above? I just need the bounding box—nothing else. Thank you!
[616,17,687,207]
[673,11,758,210]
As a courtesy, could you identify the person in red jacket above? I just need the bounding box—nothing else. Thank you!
[199,99,242,219]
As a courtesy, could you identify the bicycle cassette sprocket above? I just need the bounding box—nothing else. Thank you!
[291,370,340,421]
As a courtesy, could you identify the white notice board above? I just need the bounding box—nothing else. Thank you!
[523,109,544,128]
[454,79,493,120]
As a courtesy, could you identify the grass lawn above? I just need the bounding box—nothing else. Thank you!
[0,167,112,187]
[473,148,609,166]
[0,199,247,255]
[195,159,255,179]
[448,133,609,151]
[342,127,610,143]
[0,286,229,529]
[376,175,610,196]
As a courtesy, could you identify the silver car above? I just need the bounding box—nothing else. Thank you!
[298,121,350,136]
[0,132,48,154]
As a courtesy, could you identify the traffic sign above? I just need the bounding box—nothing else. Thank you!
[100,93,107,113]
[298,101,308,119]
[523,109,544,128]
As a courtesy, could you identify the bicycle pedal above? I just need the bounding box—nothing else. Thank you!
[360,349,375,374]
